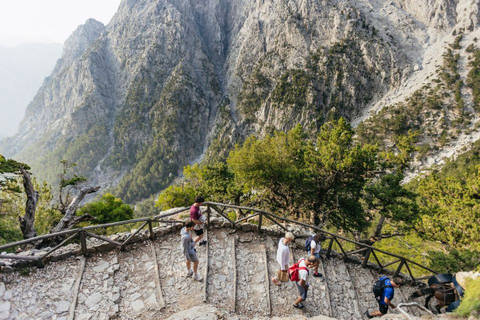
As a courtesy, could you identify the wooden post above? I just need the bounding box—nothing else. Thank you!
[262,244,271,316]
[319,259,333,318]
[361,249,372,268]
[232,236,237,313]
[150,242,165,309]
[206,205,211,230]
[326,237,334,258]
[79,230,87,256]
[67,257,86,320]
[148,220,155,241]
[394,260,405,278]
[258,213,263,234]
[203,230,209,303]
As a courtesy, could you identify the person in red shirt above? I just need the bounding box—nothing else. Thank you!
[190,196,207,246]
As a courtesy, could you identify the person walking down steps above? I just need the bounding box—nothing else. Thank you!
[190,195,207,246]
[181,221,203,281]
[289,255,318,309]
[305,233,325,278]
[366,276,404,318]
[272,232,295,286]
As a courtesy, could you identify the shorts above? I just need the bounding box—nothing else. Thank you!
[194,228,204,236]
[307,251,320,259]
[295,282,308,301]
[378,301,388,315]
[187,250,199,263]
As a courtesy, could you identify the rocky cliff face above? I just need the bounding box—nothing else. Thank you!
[1,0,479,203]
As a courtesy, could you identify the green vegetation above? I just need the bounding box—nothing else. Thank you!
[78,193,134,224]
[455,276,480,317]
[466,49,480,111]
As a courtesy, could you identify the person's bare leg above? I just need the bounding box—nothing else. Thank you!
[294,296,303,305]
[186,260,191,271]
[194,234,203,243]
[369,310,382,317]
[193,260,199,274]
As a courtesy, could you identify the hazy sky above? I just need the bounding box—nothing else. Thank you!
[0,0,121,139]
[0,0,122,47]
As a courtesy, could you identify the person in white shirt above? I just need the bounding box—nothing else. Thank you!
[272,232,295,286]
[309,233,326,277]
[293,255,318,309]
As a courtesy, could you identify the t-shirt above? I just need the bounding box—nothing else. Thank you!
[311,239,321,254]
[381,277,394,305]
[190,205,201,221]
[298,259,309,283]
[276,238,290,270]
[190,205,205,230]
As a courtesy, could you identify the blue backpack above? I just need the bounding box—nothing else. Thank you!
[305,236,314,252]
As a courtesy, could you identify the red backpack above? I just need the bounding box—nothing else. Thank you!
[288,258,309,282]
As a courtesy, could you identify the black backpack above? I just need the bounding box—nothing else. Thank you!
[372,277,392,300]
[305,235,314,252]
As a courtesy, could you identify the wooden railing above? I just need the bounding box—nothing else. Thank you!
[204,202,438,283]
[0,201,437,283]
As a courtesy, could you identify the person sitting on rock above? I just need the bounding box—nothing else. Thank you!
[272,232,295,286]
[293,255,318,309]
[181,221,203,281]
[190,195,207,246]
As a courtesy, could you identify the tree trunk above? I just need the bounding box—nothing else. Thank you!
[18,168,38,239]
[49,186,100,234]
[372,215,386,239]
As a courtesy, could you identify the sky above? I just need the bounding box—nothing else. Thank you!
[0,0,121,139]
[0,0,122,47]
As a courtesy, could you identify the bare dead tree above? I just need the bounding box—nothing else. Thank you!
[49,185,100,233]
[18,168,38,239]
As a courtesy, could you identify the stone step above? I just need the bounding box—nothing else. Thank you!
[205,228,235,311]
[115,241,163,319]
[346,262,379,316]
[265,236,303,317]
[154,231,204,317]
[235,233,269,316]
[75,251,120,320]
[323,257,362,320]
[1,256,81,320]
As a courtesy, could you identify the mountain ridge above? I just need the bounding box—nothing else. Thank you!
[1,0,479,203]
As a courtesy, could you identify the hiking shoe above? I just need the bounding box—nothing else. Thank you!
[293,303,304,309]
[365,311,373,319]
[313,272,323,278]
[199,240,207,246]
[193,273,203,281]
[186,269,193,276]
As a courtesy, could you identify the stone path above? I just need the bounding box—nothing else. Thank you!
[323,257,362,320]
[0,227,433,320]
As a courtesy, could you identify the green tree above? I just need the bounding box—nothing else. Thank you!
[362,172,418,239]
[78,193,133,224]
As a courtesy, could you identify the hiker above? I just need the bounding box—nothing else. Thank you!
[291,255,318,309]
[366,276,404,318]
[272,232,295,286]
[306,233,325,278]
[180,221,203,281]
[190,195,207,246]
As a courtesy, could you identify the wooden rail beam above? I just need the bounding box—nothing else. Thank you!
[150,242,165,309]
[67,256,86,320]
[262,244,271,316]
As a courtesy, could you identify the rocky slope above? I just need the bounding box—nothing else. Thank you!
[1,0,479,203]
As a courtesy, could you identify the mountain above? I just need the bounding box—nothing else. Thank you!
[1,0,479,203]
[0,43,62,139]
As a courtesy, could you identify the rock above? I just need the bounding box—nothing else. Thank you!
[0,302,10,320]
[3,290,12,300]
[130,299,144,312]
[0,283,4,297]
[55,300,70,313]
[85,292,103,308]
[93,262,110,273]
